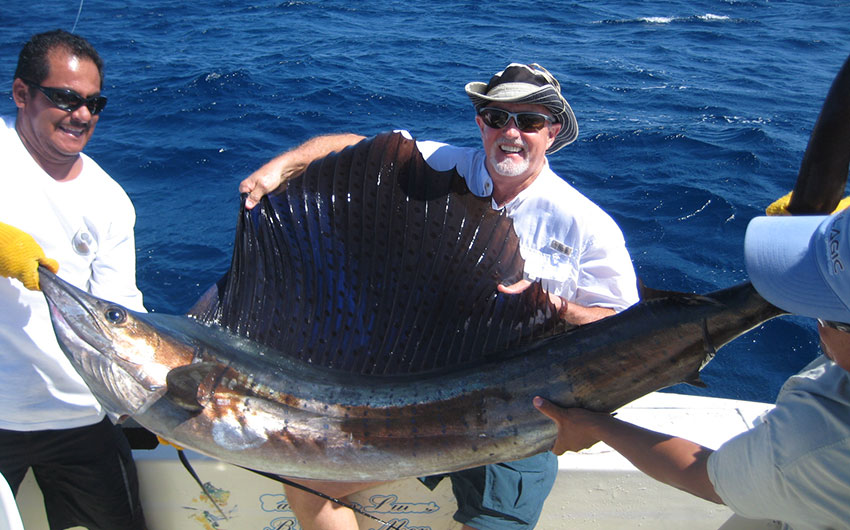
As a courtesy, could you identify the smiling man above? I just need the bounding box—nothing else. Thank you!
[240,63,639,530]
[0,30,147,529]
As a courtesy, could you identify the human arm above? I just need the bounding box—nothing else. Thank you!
[494,186,639,325]
[239,133,366,209]
[532,397,723,504]
[497,279,615,325]
[0,221,59,291]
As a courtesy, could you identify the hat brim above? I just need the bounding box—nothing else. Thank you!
[745,215,850,322]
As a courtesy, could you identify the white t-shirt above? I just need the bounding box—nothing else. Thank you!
[708,355,850,529]
[414,137,639,311]
[0,116,144,430]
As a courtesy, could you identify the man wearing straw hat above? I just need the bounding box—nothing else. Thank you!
[240,63,639,530]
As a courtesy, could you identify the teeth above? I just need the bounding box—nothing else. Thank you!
[60,126,84,137]
[501,145,522,153]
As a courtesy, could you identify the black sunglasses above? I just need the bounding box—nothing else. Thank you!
[23,80,107,115]
[478,107,553,133]
[818,319,850,333]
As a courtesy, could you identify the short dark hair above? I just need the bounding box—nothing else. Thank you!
[14,30,104,88]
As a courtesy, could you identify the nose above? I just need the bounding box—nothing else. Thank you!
[501,118,521,136]
[70,103,94,122]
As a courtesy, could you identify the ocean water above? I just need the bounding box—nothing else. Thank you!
[1,0,849,403]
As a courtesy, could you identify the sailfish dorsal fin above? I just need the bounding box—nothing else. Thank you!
[189,132,566,375]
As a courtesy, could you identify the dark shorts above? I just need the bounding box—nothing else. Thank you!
[420,451,558,530]
[0,417,147,530]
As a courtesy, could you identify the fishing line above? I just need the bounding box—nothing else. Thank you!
[172,443,399,529]
[71,0,84,33]
[239,466,403,530]
[176,449,228,520]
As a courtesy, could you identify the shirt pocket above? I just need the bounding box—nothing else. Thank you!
[520,244,578,299]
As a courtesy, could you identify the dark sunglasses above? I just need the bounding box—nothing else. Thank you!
[818,319,850,333]
[23,80,107,115]
[478,107,553,132]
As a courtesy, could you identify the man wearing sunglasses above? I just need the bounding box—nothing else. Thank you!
[535,208,850,528]
[240,63,639,530]
[0,30,147,529]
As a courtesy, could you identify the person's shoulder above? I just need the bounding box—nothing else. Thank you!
[0,116,16,142]
[79,154,135,205]
[0,116,26,161]
[756,357,850,462]
[533,169,619,222]
[534,168,585,199]
[415,138,480,159]
[79,152,118,181]
[79,153,114,182]
[780,356,850,404]
[414,137,485,180]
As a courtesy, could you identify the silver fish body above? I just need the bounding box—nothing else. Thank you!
[42,268,781,481]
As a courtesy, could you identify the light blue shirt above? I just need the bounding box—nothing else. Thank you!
[708,356,850,529]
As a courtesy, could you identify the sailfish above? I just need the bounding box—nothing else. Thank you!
[38,54,850,481]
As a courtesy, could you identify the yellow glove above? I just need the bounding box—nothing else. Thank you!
[766,192,850,216]
[156,435,184,450]
[0,222,59,291]
[765,192,793,216]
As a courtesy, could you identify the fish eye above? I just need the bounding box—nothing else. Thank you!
[104,306,127,325]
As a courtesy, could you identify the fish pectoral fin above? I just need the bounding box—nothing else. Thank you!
[165,362,220,413]
[683,371,707,388]
[163,392,204,414]
[144,394,202,429]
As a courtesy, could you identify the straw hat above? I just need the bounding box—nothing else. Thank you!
[465,63,578,153]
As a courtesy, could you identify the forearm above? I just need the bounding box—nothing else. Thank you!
[240,133,365,208]
[558,300,615,325]
[272,133,365,180]
[497,281,616,325]
[585,414,722,504]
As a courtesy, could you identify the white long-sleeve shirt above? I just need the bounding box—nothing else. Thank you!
[0,116,144,430]
[415,137,639,311]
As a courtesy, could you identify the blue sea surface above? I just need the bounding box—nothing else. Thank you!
[1,0,849,403]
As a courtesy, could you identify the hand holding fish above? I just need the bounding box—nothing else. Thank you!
[239,156,291,210]
[499,280,615,325]
[0,221,59,291]
[533,396,721,502]
[532,397,608,455]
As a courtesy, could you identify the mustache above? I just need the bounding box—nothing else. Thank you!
[63,118,92,132]
[496,139,527,150]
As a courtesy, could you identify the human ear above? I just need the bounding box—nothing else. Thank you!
[546,121,562,149]
[11,78,30,109]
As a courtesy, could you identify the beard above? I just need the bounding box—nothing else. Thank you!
[491,156,530,177]
[488,142,530,177]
